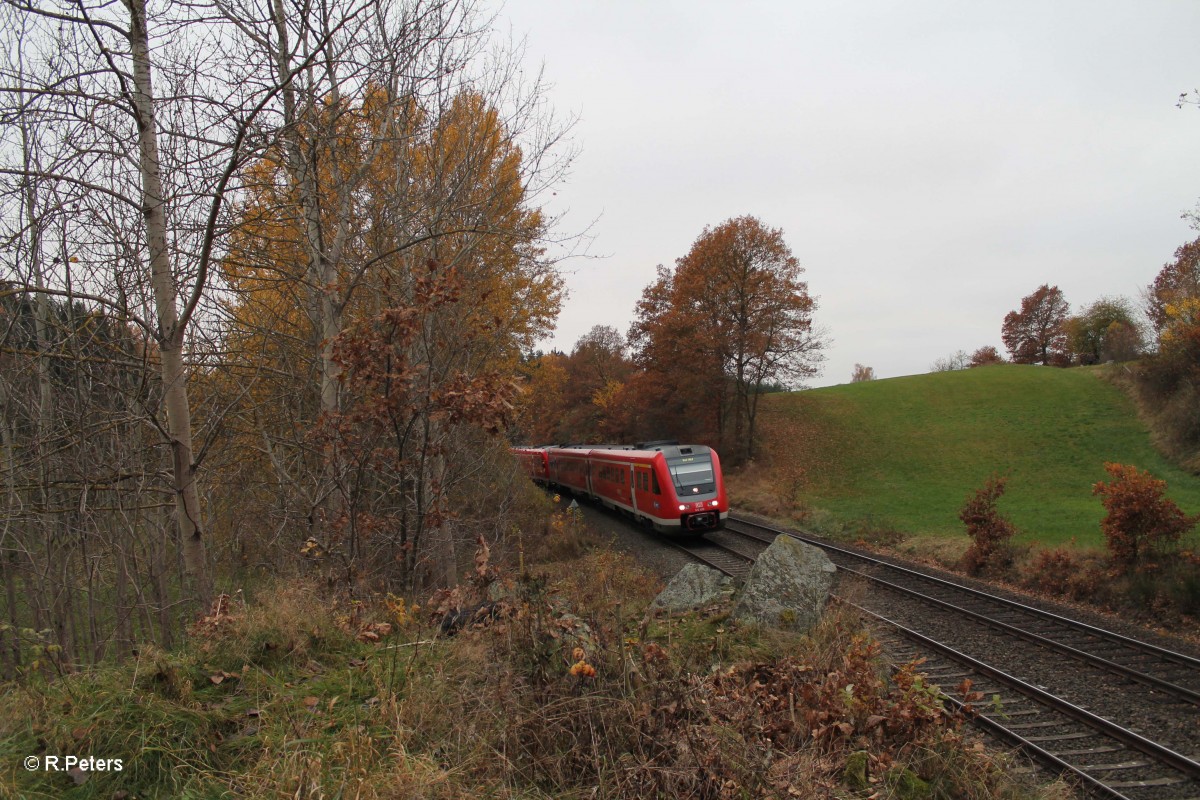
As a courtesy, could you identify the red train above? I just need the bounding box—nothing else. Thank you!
[512,442,729,533]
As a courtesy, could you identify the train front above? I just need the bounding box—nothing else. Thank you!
[661,445,728,532]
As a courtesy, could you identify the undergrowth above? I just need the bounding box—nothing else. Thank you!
[0,525,1075,799]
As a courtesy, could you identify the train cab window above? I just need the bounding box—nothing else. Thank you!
[651,471,660,495]
[667,456,715,495]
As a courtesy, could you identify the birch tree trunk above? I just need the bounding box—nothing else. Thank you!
[126,0,211,607]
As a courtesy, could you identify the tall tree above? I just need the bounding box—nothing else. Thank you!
[210,81,565,588]
[1146,237,1200,336]
[1064,297,1144,365]
[630,216,822,459]
[1001,284,1070,365]
[0,0,295,609]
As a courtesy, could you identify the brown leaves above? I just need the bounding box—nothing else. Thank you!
[1093,462,1198,570]
[958,475,1017,576]
[355,622,393,643]
[190,593,239,639]
[209,670,239,685]
[627,215,821,453]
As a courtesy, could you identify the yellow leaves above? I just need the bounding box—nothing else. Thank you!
[591,379,624,412]
[1160,296,1200,345]
[384,593,419,628]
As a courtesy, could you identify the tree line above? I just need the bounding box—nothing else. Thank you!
[0,0,571,677]
[516,215,824,462]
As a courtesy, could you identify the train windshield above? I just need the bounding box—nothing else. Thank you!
[667,456,715,494]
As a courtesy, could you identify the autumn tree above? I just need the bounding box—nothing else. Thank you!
[1063,297,1144,365]
[959,475,1018,576]
[850,364,875,383]
[211,74,566,588]
[930,350,969,372]
[0,0,308,617]
[1133,239,1200,470]
[561,326,634,442]
[629,216,822,460]
[1001,284,1070,365]
[969,346,1004,367]
[514,350,569,444]
[1145,237,1200,335]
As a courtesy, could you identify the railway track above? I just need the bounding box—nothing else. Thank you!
[661,514,1200,800]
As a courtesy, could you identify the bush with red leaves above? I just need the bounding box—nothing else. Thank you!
[958,476,1018,576]
[1092,463,1198,571]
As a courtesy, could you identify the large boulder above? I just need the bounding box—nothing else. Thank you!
[731,534,835,632]
[652,562,736,613]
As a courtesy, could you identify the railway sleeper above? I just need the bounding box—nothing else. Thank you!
[1002,720,1066,731]
[1106,776,1189,788]
[1024,731,1100,742]
[1077,761,1151,773]
[1050,746,1124,758]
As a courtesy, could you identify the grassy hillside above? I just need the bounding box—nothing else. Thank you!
[753,364,1200,548]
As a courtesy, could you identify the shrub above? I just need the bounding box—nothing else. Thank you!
[1092,463,1198,571]
[958,476,1017,576]
[1024,547,1077,595]
[1022,547,1109,603]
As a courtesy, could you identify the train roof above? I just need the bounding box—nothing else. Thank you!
[544,442,715,460]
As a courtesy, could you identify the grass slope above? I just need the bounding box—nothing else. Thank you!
[761,364,1200,547]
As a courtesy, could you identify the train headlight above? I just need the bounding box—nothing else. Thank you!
[710,500,719,506]
[678,504,686,511]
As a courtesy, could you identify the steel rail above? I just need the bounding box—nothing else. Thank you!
[832,562,1200,705]
[657,536,755,577]
[727,514,1200,672]
[671,530,1200,798]
[840,599,1136,800]
[842,600,1144,800]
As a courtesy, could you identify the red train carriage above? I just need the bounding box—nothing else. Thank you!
[514,441,728,533]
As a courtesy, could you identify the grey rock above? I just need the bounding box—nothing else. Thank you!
[652,562,735,612]
[731,534,835,632]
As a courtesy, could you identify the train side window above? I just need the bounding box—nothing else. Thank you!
[651,471,660,495]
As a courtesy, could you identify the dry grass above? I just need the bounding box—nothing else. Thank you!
[0,540,1074,799]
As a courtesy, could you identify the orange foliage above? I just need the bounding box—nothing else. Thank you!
[199,88,562,581]
[1092,463,1197,570]
[627,216,820,460]
[958,475,1017,576]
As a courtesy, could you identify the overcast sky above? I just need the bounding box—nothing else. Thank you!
[498,1,1200,387]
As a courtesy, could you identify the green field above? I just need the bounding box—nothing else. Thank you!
[760,364,1200,548]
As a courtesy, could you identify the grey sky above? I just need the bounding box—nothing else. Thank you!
[499,1,1200,386]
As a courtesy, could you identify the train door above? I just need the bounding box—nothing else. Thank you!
[630,463,638,515]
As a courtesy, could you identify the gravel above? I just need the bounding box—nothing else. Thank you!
[561,497,1200,796]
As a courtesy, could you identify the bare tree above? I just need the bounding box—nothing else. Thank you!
[0,0,343,620]
[850,363,875,383]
